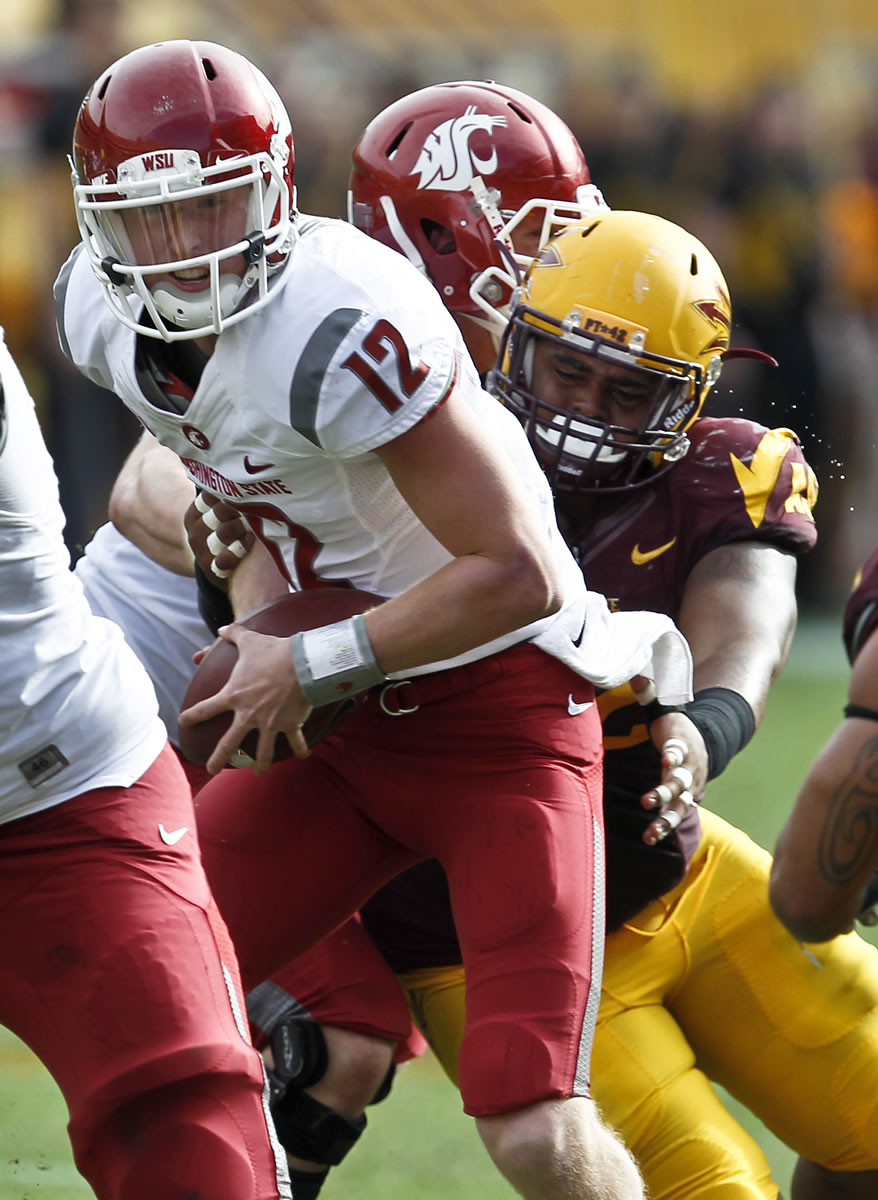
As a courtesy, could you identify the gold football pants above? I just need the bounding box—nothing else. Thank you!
[399,808,878,1199]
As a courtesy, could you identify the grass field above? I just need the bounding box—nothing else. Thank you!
[2,617,874,1199]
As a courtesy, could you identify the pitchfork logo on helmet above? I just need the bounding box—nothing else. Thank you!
[692,295,732,353]
[410,107,508,192]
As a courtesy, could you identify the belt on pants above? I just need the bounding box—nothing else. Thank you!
[371,643,536,716]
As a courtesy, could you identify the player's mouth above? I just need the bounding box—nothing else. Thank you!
[171,267,210,291]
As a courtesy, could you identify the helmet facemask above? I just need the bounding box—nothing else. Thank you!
[468,183,608,335]
[491,304,712,495]
[348,178,609,339]
[73,145,295,340]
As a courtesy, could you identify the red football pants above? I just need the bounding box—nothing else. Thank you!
[181,754,423,1059]
[195,645,605,1117]
[0,744,287,1200]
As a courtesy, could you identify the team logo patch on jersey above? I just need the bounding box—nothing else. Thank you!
[410,106,507,191]
[183,424,210,449]
[18,745,69,788]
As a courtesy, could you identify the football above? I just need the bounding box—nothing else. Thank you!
[178,587,383,766]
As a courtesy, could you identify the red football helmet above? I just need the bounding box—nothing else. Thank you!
[347,80,605,334]
[72,40,296,341]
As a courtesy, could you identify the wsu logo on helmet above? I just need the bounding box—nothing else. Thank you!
[410,106,507,192]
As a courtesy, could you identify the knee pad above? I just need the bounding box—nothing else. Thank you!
[265,1014,387,1164]
[271,1086,366,1167]
[266,1016,329,1102]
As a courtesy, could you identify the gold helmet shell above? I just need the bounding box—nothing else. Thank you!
[492,210,732,493]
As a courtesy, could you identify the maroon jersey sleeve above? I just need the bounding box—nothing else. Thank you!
[843,546,878,664]
[571,417,817,623]
[682,417,817,559]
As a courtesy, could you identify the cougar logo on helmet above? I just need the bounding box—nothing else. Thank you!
[410,106,507,192]
[348,81,603,320]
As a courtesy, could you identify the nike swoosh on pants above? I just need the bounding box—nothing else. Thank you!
[158,824,189,846]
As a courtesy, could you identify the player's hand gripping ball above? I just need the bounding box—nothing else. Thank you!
[179,587,383,766]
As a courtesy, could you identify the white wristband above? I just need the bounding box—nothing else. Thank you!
[290,613,385,707]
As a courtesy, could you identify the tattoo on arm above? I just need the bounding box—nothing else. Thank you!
[818,736,878,885]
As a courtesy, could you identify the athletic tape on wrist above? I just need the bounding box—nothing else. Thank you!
[290,613,385,707]
[684,686,755,781]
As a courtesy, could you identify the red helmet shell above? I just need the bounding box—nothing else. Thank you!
[73,39,294,210]
[349,80,593,315]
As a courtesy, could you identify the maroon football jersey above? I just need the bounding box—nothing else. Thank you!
[569,417,816,927]
[843,546,878,664]
[362,417,818,965]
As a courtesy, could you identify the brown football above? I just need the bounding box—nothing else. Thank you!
[178,587,383,766]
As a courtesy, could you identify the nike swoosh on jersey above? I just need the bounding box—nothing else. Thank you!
[243,455,276,474]
[631,537,677,565]
[572,618,586,648]
[568,695,594,716]
[158,824,189,846]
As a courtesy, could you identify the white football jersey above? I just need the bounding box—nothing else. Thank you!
[0,333,166,825]
[75,523,211,745]
[57,215,690,694]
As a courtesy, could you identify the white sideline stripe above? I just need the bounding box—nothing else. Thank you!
[220,960,292,1199]
[573,812,605,1096]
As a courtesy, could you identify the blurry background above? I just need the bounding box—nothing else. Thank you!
[1,0,878,612]
[1,3,878,1196]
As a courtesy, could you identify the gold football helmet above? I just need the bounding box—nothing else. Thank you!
[491,210,732,493]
